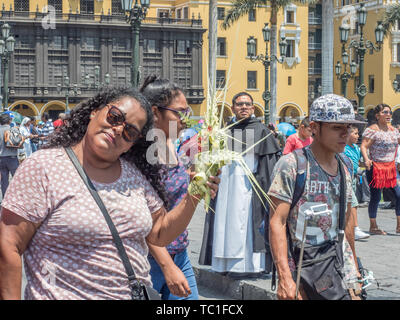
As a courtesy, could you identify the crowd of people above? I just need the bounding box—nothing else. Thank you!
[0,112,56,199]
[199,93,400,300]
[0,78,399,301]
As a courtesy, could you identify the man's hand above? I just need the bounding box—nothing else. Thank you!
[163,264,191,298]
[277,277,304,300]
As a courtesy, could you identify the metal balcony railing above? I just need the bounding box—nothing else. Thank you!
[308,42,322,50]
[308,67,322,75]
[308,14,322,25]
[0,10,203,28]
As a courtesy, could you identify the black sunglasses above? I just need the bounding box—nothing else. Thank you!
[105,105,142,143]
[157,105,192,119]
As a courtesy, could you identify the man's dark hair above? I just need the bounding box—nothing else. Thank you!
[0,113,11,125]
[300,116,310,128]
[232,92,253,106]
[349,124,359,132]
[42,112,49,121]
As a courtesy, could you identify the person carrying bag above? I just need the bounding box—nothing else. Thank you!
[267,94,364,300]
[65,147,161,300]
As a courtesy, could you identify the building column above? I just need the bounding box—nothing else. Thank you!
[35,28,43,86]
[322,0,334,95]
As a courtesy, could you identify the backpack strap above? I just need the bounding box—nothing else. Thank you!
[290,148,309,210]
[339,153,354,178]
[271,147,309,291]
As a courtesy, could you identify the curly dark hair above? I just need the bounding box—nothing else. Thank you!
[372,103,391,124]
[43,86,167,205]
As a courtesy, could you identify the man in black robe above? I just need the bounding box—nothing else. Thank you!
[199,92,281,276]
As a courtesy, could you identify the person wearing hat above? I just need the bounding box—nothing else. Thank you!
[267,94,365,300]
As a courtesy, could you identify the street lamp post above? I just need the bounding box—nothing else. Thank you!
[57,75,81,112]
[335,30,358,98]
[338,2,384,116]
[247,23,287,124]
[0,23,15,112]
[121,0,150,88]
[84,65,111,90]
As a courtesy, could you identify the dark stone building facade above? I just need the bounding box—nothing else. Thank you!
[0,9,205,118]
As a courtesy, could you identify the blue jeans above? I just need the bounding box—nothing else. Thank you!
[31,142,38,153]
[148,249,199,300]
[366,168,400,218]
[0,156,19,198]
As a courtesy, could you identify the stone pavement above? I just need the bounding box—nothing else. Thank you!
[187,202,400,300]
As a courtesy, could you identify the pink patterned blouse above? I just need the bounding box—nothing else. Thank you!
[363,127,400,163]
[1,148,163,300]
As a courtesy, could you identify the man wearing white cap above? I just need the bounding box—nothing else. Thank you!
[268,94,365,300]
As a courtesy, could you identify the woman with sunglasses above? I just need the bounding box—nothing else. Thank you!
[361,103,400,235]
[140,75,200,300]
[0,86,219,300]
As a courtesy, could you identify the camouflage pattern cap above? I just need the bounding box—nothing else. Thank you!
[309,94,366,124]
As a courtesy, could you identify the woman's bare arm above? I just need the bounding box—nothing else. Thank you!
[147,176,219,247]
[0,208,38,300]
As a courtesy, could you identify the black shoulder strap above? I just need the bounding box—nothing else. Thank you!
[290,148,309,210]
[337,154,347,237]
[64,147,142,296]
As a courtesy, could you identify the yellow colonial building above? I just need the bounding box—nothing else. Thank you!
[0,0,316,124]
[149,0,312,124]
[333,0,400,123]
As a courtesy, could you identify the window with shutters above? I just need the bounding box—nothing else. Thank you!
[217,7,225,20]
[397,43,400,62]
[48,0,62,12]
[112,37,131,86]
[217,38,226,56]
[111,0,122,14]
[286,40,295,58]
[368,75,375,93]
[48,34,68,86]
[286,10,294,23]
[249,9,256,22]
[13,34,35,87]
[157,9,170,18]
[14,0,29,11]
[247,71,257,89]
[81,36,101,86]
[216,70,226,88]
[15,63,35,86]
[80,0,94,14]
[175,40,191,55]
[144,39,161,53]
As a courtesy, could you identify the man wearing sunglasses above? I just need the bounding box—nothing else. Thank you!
[200,92,281,279]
